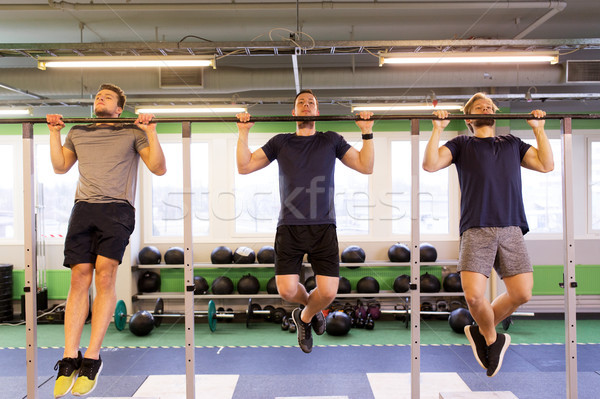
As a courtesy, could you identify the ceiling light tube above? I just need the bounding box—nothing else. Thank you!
[135,105,247,115]
[37,56,214,70]
[0,107,32,116]
[351,103,463,112]
[379,51,559,66]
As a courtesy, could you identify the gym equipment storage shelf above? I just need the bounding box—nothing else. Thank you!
[134,260,459,269]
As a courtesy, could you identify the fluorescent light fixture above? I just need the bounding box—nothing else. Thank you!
[352,103,463,112]
[135,105,247,115]
[0,107,32,116]
[379,51,559,66]
[37,56,214,70]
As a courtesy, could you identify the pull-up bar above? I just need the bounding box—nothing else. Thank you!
[1,113,599,124]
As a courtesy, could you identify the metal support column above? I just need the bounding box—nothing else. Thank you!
[409,119,421,399]
[182,122,196,399]
[561,117,578,399]
[23,122,39,399]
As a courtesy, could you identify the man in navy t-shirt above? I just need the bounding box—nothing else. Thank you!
[423,92,553,377]
[236,90,374,353]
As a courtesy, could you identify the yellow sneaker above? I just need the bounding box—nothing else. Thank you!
[53,351,82,398]
[71,356,103,396]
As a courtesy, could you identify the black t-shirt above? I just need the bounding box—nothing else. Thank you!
[444,134,532,235]
[262,131,352,226]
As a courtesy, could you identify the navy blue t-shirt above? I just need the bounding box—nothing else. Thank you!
[444,134,532,235]
[262,131,352,226]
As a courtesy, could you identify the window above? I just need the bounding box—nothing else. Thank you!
[391,141,449,235]
[0,145,14,239]
[151,142,209,237]
[590,140,600,231]
[35,144,79,238]
[335,150,370,235]
[521,139,562,233]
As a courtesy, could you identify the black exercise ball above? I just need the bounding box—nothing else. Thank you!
[356,276,380,293]
[325,311,352,336]
[443,272,462,292]
[393,274,411,293]
[211,246,233,264]
[420,272,441,293]
[341,245,366,263]
[257,246,275,264]
[388,243,411,263]
[137,271,161,293]
[164,247,184,264]
[266,276,278,294]
[193,276,209,295]
[420,243,438,262]
[237,274,260,294]
[337,276,351,294]
[304,276,316,292]
[233,246,256,264]
[448,308,474,333]
[138,246,161,265]
[129,310,154,336]
[211,276,234,295]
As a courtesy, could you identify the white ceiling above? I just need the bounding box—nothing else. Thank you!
[1,0,600,115]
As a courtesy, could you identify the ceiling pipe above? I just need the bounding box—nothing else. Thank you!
[0,1,567,12]
[0,82,46,99]
[513,1,567,39]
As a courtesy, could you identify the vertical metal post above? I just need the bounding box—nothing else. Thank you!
[23,122,39,399]
[182,122,196,399]
[410,119,421,399]
[561,117,578,399]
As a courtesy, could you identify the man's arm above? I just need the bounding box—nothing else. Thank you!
[46,114,77,174]
[422,110,453,172]
[236,112,271,174]
[136,113,167,176]
[340,111,374,174]
[521,110,554,173]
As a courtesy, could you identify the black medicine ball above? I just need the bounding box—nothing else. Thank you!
[325,311,352,336]
[138,246,161,265]
[304,276,316,292]
[443,272,462,292]
[337,276,352,294]
[341,245,366,263]
[138,271,161,293]
[193,276,209,295]
[266,276,278,294]
[211,246,233,264]
[393,274,411,293]
[420,272,441,293]
[211,276,234,295]
[420,243,438,262]
[233,246,256,264]
[448,308,474,333]
[164,247,184,264]
[257,246,275,264]
[237,274,260,294]
[388,243,410,263]
[129,310,155,337]
[356,276,379,293]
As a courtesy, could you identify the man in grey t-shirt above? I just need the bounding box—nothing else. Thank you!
[46,84,166,398]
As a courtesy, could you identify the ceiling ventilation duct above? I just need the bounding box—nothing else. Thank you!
[566,60,600,83]
[159,67,204,88]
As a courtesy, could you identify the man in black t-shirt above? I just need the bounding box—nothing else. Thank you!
[236,90,374,353]
[423,92,553,377]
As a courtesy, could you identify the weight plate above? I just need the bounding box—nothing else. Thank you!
[154,298,164,328]
[207,300,217,332]
[113,300,127,331]
[246,298,253,328]
[263,305,275,322]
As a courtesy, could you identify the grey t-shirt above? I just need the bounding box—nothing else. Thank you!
[64,123,149,206]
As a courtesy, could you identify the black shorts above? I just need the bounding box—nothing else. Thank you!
[274,224,339,277]
[63,201,135,267]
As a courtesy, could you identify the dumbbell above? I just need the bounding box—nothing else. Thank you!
[114,298,234,333]
[245,298,287,327]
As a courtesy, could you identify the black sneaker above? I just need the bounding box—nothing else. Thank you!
[486,333,511,377]
[53,351,83,398]
[291,308,313,353]
[312,311,326,336]
[71,356,103,396]
[464,325,488,369]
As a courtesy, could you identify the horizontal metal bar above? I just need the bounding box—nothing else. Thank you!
[1,114,599,125]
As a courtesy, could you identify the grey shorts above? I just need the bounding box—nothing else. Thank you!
[458,226,532,279]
